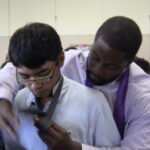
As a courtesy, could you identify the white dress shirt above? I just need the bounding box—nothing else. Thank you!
[13,76,120,150]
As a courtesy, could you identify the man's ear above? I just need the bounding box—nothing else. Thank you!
[57,51,65,68]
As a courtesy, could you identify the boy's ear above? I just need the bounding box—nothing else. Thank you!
[58,51,64,67]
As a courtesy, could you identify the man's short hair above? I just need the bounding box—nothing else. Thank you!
[9,23,63,69]
[134,57,150,74]
[95,16,142,61]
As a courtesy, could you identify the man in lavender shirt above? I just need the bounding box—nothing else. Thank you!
[0,16,150,150]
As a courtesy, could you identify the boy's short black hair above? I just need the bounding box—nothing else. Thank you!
[9,23,63,69]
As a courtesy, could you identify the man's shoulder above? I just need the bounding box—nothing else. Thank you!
[64,49,89,65]
[129,62,150,85]
[126,63,150,107]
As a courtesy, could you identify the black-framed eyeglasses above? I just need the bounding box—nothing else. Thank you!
[16,61,57,85]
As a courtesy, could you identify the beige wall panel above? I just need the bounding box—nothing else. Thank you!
[0,36,9,65]
[103,0,150,34]
[0,0,9,36]
[137,34,150,61]
[56,0,103,35]
[9,0,55,35]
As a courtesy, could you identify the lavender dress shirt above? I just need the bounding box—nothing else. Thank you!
[62,50,150,150]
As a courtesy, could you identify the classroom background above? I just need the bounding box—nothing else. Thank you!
[0,0,150,66]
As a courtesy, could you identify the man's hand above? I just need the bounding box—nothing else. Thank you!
[0,99,19,138]
[37,122,82,150]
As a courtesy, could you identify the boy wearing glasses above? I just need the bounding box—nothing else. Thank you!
[7,23,120,149]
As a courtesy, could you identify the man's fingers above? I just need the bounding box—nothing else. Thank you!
[38,123,73,150]
[0,108,19,138]
[0,99,19,126]
[51,122,68,134]
[38,126,64,148]
[0,115,17,139]
[2,112,19,127]
[47,126,60,139]
[38,131,49,143]
[0,100,19,139]
[38,130,55,148]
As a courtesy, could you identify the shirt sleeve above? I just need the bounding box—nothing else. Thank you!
[0,62,21,102]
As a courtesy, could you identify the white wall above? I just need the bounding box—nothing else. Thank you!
[0,0,150,65]
[0,0,9,36]
[9,0,56,35]
[1,0,150,35]
[56,0,103,35]
[103,0,150,34]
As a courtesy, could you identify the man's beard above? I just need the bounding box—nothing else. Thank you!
[86,70,118,86]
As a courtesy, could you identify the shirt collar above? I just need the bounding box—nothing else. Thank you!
[52,76,62,96]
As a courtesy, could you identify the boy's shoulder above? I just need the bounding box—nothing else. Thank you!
[14,87,32,109]
[63,76,108,106]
